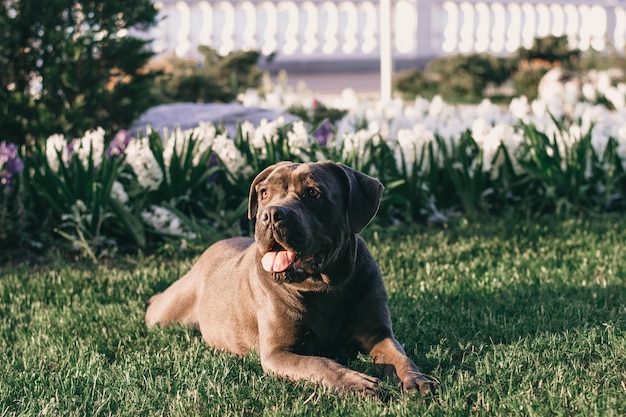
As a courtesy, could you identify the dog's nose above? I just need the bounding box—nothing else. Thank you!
[261,206,287,226]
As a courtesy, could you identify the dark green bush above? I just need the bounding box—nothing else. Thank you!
[0,0,159,145]
[425,53,511,101]
[394,53,511,103]
[511,67,548,100]
[151,46,265,103]
[514,35,580,69]
[393,35,602,102]
[393,69,439,101]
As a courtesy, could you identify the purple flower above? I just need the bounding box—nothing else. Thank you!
[312,119,334,147]
[207,153,219,184]
[106,129,133,158]
[0,141,23,195]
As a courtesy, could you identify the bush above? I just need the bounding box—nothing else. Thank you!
[394,36,596,102]
[0,0,159,145]
[150,47,265,104]
[511,67,548,100]
[514,35,580,69]
[393,69,439,101]
[395,53,511,103]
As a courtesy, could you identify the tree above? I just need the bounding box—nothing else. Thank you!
[0,0,159,144]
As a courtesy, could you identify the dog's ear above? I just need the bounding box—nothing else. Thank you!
[330,163,384,233]
[248,162,292,219]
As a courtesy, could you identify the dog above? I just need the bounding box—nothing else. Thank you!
[145,161,437,396]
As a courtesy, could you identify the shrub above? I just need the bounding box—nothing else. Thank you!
[394,53,511,103]
[151,47,265,104]
[393,69,439,101]
[511,67,548,100]
[0,0,159,145]
[514,35,580,69]
[393,36,595,102]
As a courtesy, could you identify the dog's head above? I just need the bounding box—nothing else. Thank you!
[248,161,383,283]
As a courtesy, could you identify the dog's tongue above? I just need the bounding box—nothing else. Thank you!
[261,250,296,272]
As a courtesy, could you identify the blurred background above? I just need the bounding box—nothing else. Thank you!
[145,0,626,92]
[3,0,626,143]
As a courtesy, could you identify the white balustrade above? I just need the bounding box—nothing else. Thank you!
[147,0,626,64]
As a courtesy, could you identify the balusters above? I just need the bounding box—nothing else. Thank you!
[147,1,626,64]
[261,2,278,56]
[361,2,378,54]
[240,1,258,50]
[302,2,319,55]
[505,3,522,53]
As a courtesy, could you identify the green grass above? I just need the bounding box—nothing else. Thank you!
[1,215,625,416]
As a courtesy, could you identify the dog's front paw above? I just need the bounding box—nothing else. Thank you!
[402,372,438,396]
[337,371,384,396]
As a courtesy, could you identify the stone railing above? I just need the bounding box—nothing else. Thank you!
[143,0,626,68]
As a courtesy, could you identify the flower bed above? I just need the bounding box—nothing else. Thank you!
[2,82,626,254]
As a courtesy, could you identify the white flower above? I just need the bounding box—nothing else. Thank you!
[162,127,184,169]
[475,99,502,124]
[238,88,263,107]
[74,127,105,170]
[110,181,129,205]
[141,205,196,239]
[471,118,492,144]
[332,88,359,110]
[395,124,437,175]
[287,121,309,151]
[476,124,524,176]
[564,82,580,105]
[211,134,249,179]
[604,86,625,110]
[125,137,163,191]
[582,83,597,102]
[428,95,454,120]
[509,96,530,121]
[240,121,256,142]
[190,122,217,166]
[251,118,283,149]
[341,128,379,160]
[45,134,68,172]
[590,121,613,157]
[531,99,548,119]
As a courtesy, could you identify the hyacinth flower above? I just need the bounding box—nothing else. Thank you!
[312,119,334,147]
[0,141,23,196]
[106,129,133,158]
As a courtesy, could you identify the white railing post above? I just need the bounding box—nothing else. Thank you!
[416,0,433,58]
[380,0,393,101]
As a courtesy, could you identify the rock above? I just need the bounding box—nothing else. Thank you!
[129,102,299,137]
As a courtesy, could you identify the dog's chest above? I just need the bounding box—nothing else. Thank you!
[293,292,351,355]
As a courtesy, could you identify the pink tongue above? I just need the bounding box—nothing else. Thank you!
[261,251,296,272]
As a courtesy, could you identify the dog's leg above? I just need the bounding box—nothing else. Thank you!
[256,317,383,394]
[367,336,437,395]
[145,272,199,328]
[260,350,383,395]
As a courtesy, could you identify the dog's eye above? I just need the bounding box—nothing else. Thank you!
[307,188,321,199]
[260,189,269,200]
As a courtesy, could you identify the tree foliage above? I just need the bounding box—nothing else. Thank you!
[0,0,159,144]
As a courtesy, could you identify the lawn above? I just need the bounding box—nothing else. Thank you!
[1,214,625,416]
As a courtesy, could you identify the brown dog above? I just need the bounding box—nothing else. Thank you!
[145,161,436,395]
